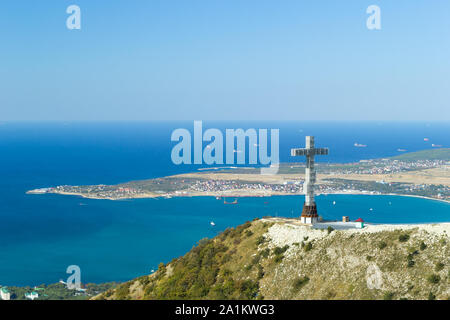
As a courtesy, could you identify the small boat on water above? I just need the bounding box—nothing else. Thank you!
[210,221,216,226]
[354,143,367,148]
[223,198,238,204]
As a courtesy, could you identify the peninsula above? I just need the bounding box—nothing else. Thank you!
[27,149,450,203]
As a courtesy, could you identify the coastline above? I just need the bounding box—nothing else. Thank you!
[27,187,450,205]
[25,156,450,204]
[321,191,450,205]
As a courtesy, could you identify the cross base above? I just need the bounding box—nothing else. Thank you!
[300,204,319,225]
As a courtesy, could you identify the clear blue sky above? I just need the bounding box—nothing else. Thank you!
[1,1,449,121]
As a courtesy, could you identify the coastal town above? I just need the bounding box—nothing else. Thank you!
[317,159,448,175]
[27,152,450,203]
[0,282,116,300]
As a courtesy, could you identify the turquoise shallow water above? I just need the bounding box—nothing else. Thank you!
[0,194,449,286]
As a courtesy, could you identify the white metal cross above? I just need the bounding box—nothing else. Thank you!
[291,136,328,206]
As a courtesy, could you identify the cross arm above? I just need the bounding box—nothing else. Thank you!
[291,148,329,156]
[313,148,329,155]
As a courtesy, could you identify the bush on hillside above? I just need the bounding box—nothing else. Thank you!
[293,276,310,291]
[427,274,440,284]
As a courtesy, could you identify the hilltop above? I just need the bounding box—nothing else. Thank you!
[94,219,450,300]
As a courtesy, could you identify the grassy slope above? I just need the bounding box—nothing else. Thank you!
[95,220,449,300]
[390,148,450,161]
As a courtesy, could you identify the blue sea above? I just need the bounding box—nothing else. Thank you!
[0,122,449,286]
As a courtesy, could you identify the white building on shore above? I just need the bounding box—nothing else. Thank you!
[1,287,11,300]
[25,291,39,300]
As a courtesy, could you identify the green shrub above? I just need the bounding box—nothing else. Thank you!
[407,260,415,268]
[428,292,436,300]
[398,234,410,242]
[115,283,131,300]
[293,276,310,291]
[149,238,229,299]
[427,274,440,284]
[238,280,259,299]
[273,245,289,255]
[435,262,445,272]
[237,221,251,232]
[138,276,150,286]
[220,228,232,240]
[104,290,114,298]
[255,235,265,245]
[274,255,284,263]
[304,242,313,252]
[260,248,270,258]
[221,269,232,277]
[383,291,394,300]
[419,241,427,251]
[197,237,210,246]
[257,265,265,280]
[378,241,387,249]
[245,230,254,238]
[327,226,334,234]
[221,253,232,264]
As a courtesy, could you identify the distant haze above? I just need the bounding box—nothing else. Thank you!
[0,1,449,121]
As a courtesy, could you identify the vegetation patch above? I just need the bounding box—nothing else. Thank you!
[378,241,387,249]
[95,220,450,301]
[292,276,310,291]
[419,241,427,251]
[427,274,440,284]
[383,291,395,300]
[303,242,313,252]
[435,262,445,272]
